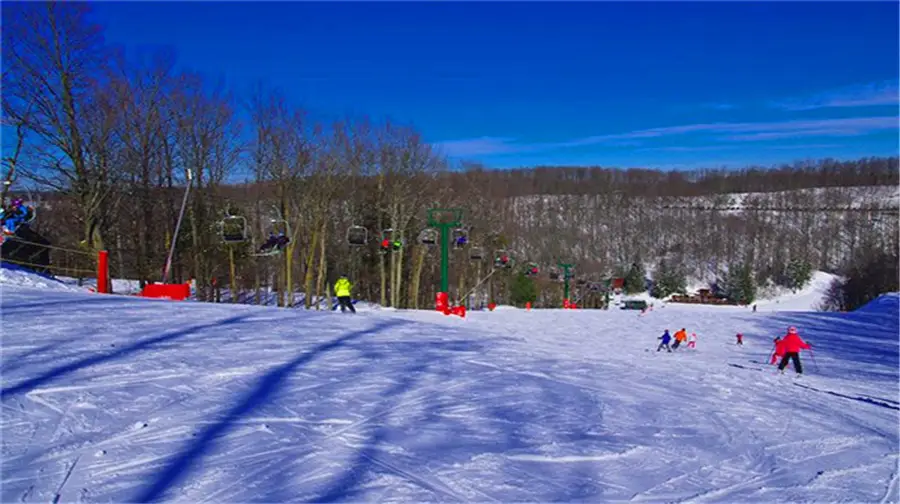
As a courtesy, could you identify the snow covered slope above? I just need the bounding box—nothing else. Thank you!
[748,270,839,312]
[0,264,87,293]
[1,276,898,502]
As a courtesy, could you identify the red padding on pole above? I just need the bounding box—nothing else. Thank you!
[97,250,110,294]
[436,292,449,313]
[140,283,190,301]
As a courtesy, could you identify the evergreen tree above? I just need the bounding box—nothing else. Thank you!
[725,262,757,305]
[651,259,687,298]
[623,262,646,294]
[509,272,538,306]
[784,258,813,291]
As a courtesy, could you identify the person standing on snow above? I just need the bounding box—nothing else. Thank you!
[334,274,356,313]
[671,328,688,350]
[769,336,786,365]
[657,330,672,352]
[777,326,811,374]
[736,333,744,345]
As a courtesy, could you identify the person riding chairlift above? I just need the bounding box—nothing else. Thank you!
[381,238,402,251]
[2,198,32,235]
[259,231,290,253]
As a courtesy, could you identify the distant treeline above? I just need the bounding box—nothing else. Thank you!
[446,157,899,198]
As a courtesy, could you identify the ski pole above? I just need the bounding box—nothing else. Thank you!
[808,347,819,372]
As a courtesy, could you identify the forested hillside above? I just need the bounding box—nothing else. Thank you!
[3,3,898,309]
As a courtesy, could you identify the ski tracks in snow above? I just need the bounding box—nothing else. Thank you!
[2,286,898,502]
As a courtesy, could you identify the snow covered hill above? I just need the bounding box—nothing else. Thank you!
[1,268,898,502]
[0,264,87,293]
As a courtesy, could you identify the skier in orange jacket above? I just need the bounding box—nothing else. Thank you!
[671,328,688,350]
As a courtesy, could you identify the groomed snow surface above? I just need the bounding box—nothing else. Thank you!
[2,269,898,502]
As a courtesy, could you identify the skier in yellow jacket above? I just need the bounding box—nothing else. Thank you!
[334,274,356,313]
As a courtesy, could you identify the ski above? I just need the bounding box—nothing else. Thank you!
[727,363,765,372]
[793,383,899,411]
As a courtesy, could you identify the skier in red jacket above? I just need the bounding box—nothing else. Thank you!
[777,326,811,374]
[769,337,786,365]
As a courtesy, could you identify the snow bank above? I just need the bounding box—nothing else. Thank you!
[855,292,900,315]
[0,263,87,293]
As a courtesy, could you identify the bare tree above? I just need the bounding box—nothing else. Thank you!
[2,1,117,250]
[376,123,443,308]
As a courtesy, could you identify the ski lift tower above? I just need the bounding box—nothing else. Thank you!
[428,207,463,312]
[558,262,574,308]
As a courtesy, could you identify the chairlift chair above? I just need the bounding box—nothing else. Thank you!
[347,225,368,246]
[220,215,248,244]
[1,196,37,235]
[451,228,468,249]
[269,218,290,237]
[418,228,438,246]
[469,246,484,261]
[255,218,291,255]
[576,278,587,287]
[493,249,512,269]
[22,204,36,225]
[549,270,561,281]
[380,228,403,252]
[524,262,540,277]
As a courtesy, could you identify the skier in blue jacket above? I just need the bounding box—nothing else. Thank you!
[657,329,672,352]
[2,199,32,235]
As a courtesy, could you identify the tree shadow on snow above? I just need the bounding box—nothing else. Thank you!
[0,295,129,315]
[307,339,485,503]
[1,314,254,398]
[131,322,612,502]
[303,352,611,502]
[0,336,84,374]
[743,310,899,378]
[134,319,412,503]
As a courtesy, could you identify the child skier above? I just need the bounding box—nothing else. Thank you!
[657,330,672,352]
[736,333,744,345]
[769,336,786,365]
[687,332,697,349]
[777,326,811,375]
[671,328,687,350]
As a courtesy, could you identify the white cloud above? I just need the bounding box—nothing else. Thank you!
[772,80,900,110]
[432,136,521,157]
[433,116,898,157]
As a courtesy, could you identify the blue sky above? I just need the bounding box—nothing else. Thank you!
[88,1,899,170]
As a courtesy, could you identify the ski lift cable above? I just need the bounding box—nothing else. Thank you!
[455,266,501,306]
